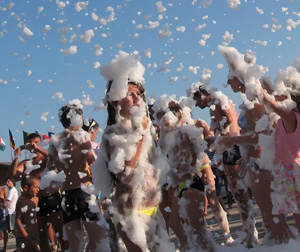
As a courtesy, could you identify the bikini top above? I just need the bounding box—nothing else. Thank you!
[238,112,252,130]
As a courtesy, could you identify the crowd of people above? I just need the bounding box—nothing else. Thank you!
[1,46,300,252]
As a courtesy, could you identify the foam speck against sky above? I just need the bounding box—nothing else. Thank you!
[1,0,300,162]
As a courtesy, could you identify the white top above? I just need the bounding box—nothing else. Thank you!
[6,187,18,216]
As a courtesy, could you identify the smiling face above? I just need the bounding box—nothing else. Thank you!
[119,84,143,118]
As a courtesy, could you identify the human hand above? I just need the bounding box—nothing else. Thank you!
[237,158,248,178]
[14,148,22,159]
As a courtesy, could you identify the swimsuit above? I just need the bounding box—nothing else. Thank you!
[113,206,158,228]
[238,113,251,130]
[37,192,63,217]
[178,176,205,198]
[62,188,100,224]
[223,145,242,165]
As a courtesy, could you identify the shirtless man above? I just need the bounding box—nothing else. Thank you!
[7,133,68,252]
[193,87,257,247]
[47,99,110,252]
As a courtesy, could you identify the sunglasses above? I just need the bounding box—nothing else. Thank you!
[88,120,98,132]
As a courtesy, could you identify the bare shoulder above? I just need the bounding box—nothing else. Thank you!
[0,186,7,193]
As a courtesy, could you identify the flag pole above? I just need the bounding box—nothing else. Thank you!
[10,143,14,162]
[9,129,16,162]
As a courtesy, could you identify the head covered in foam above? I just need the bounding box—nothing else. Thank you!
[59,99,83,128]
[100,51,146,104]
[100,51,148,125]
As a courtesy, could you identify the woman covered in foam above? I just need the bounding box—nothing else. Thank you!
[156,96,233,252]
[91,51,175,252]
[259,60,300,235]
[218,45,294,245]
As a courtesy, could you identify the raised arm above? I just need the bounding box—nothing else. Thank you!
[7,148,26,179]
[261,89,297,134]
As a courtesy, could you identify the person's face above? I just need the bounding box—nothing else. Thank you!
[227,76,245,93]
[26,180,40,197]
[6,179,13,189]
[120,84,143,118]
[27,137,42,151]
[90,128,99,142]
[194,93,208,109]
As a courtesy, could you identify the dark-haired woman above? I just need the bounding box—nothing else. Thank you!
[98,82,175,252]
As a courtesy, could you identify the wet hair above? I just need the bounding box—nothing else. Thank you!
[106,81,147,126]
[193,86,210,99]
[148,104,155,121]
[168,101,183,119]
[59,103,83,128]
[82,118,99,133]
[26,133,41,143]
[21,176,40,190]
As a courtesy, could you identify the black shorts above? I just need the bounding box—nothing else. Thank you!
[37,192,63,217]
[62,188,100,224]
[223,145,242,165]
[178,176,205,198]
[6,214,15,231]
[0,214,8,232]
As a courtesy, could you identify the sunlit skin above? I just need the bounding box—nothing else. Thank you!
[120,84,142,118]
[193,88,260,247]
[105,83,166,252]
[90,128,99,142]
[222,75,294,244]
[227,76,246,93]
[160,109,217,252]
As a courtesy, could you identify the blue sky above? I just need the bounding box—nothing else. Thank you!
[1,0,300,161]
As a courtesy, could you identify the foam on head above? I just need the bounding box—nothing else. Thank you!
[100,51,145,104]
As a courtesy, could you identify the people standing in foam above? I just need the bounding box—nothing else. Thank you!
[150,95,189,251]
[217,45,293,244]
[46,100,110,252]
[188,70,258,248]
[92,51,175,252]
[260,63,300,235]
[159,98,234,251]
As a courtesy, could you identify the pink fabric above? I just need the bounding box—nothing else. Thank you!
[275,112,300,165]
[91,141,100,155]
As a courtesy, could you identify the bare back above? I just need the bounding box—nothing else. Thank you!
[210,102,240,137]
[49,130,95,191]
